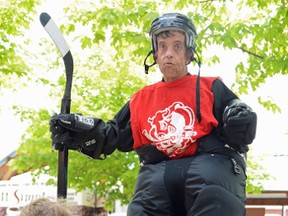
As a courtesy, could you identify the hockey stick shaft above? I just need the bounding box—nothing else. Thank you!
[40,12,74,199]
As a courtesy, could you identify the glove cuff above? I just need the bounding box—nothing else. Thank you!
[72,118,106,159]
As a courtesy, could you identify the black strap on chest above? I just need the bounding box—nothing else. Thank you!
[136,144,171,166]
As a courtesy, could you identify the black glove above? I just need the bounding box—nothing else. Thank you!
[223,99,257,146]
[50,113,97,151]
[50,113,95,132]
[49,125,75,150]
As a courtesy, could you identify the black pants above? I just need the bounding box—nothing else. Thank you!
[127,153,246,216]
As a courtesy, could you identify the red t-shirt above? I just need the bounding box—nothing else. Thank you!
[130,75,219,159]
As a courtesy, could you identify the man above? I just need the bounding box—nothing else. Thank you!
[50,13,257,216]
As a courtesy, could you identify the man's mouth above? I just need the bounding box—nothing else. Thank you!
[165,62,174,66]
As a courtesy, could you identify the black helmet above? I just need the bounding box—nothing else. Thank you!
[149,13,197,53]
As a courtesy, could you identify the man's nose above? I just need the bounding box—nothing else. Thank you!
[165,46,174,57]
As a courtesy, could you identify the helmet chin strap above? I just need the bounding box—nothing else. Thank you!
[193,49,202,123]
[144,50,156,74]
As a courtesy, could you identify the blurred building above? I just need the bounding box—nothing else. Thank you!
[0,151,125,216]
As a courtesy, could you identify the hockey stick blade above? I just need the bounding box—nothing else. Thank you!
[40,12,74,199]
[40,12,73,103]
[40,12,69,58]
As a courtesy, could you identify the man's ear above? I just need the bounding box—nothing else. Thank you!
[153,52,158,63]
[186,48,194,65]
[185,51,191,65]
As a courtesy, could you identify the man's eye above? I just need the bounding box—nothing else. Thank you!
[159,44,166,50]
[175,44,182,51]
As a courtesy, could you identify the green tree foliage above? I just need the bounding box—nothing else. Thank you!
[7,0,286,209]
[62,0,287,111]
[0,0,40,88]
[246,156,272,194]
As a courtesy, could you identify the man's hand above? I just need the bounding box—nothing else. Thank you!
[49,121,75,150]
[223,99,257,145]
[49,113,106,159]
[50,113,95,132]
[49,113,95,150]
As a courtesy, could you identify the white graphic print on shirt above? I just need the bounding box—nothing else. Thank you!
[142,102,198,157]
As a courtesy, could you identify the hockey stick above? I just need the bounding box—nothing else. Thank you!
[40,12,73,199]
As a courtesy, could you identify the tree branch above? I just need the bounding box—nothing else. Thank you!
[196,0,216,3]
[238,47,264,59]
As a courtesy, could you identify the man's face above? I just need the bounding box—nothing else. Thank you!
[155,31,190,83]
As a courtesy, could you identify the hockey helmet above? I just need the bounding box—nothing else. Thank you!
[149,13,197,53]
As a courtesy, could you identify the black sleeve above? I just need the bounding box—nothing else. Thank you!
[102,101,134,154]
[211,79,238,140]
[78,101,134,159]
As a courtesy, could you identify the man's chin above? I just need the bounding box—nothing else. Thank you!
[162,66,176,74]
